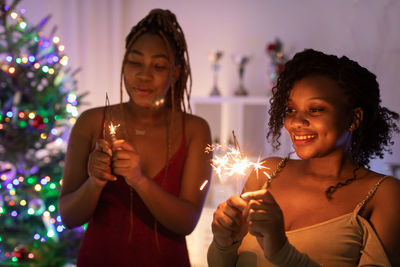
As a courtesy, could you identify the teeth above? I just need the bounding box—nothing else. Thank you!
[294,135,316,140]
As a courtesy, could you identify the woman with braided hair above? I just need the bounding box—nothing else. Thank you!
[208,49,400,266]
[59,9,212,266]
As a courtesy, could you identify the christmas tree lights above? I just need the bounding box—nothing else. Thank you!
[0,0,87,265]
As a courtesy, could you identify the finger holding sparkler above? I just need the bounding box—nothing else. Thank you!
[95,139,113,157]
[88,139,116,183]
[239,188,287,258]
[111,139,144,187]
[210,195,248,248]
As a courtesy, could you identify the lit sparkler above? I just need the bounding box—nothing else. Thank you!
[108,121,120,143]
[105,92,120,143]
[205,131,270,194]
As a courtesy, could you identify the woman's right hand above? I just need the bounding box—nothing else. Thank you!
[211,195,248,247]
[87,139,116,186]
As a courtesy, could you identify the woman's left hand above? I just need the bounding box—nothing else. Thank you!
[111,139,145,187]
[241,189,287,258]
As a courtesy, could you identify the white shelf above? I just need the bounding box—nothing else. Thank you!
[190,95,291,159]
[190,96,270,105]
[190,96,272,159]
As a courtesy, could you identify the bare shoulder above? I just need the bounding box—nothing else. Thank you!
[70,106,105,143]
[185,113,210,130]
[369,174,400,263]
[374,175,400,204]
[183,113,211,140]
[367,173,400,219]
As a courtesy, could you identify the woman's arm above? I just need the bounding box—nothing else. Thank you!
[207,159,273,267]
[207,195,248,267]
[113,115,213,235]
[207,238,242,267]
[243,189,321,267]
[367,177,400,266]
[58,109,116,228]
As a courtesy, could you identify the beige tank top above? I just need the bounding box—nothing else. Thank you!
[237,176,391,267]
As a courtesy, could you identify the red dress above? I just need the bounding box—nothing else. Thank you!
[77,119,191,267]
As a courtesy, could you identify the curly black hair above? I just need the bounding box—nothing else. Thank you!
[268,49,399,167]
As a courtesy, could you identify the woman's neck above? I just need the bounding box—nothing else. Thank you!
[303,152,357,180]
[124,101,169,126]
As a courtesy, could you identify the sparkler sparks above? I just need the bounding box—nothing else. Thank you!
[105,92,120,143]
[205,131,270,193]
[108,121,120,143]
[199,180,209,191]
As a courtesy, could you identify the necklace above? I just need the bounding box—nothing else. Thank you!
[123,104,172,245]
[325,166,359,199]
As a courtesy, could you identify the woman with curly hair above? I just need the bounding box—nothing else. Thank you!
[59,9,212,266]
[208,49,400,266]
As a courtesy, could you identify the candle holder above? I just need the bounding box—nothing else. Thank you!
[233,54,251,96]
[208,50,223,96]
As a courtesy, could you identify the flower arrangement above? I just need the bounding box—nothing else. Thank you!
[266,38,287,87]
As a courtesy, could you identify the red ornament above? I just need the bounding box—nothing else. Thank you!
[12,245,28,261]
[266,43,276,53]
[32,115,45,129]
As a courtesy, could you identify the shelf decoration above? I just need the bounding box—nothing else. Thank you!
[208,50,223,96]
[266,38,287,88]
[233,54,251,96]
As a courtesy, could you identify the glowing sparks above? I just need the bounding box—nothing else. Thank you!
[108,121,120,142]
[200,180,209,191]
[204,131,271,194]
[105,92,119,142]
[205,144,268,182]
[109,122,119,135]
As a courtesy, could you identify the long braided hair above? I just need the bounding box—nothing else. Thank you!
[268,49,399,198]
[119,9,193,246]
[121,8,192,113]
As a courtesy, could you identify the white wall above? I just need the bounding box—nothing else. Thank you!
[19,0,400,172]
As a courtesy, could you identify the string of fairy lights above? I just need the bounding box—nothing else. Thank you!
[0,4,83,263]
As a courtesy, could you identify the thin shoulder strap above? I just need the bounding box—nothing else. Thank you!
[263,157,289,189]
[355,175,389,214]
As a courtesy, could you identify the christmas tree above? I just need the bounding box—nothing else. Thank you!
[0,0,86,265]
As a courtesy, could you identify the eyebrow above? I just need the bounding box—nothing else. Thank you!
[288,96,331,102]
[128,49,169,60]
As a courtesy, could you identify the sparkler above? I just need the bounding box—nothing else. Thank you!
[205,131,270,194]
[109,121,120,143]
[105,92,120,143]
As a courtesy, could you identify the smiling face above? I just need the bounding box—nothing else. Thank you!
[284,75,354,160]
[123,33,177,108]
